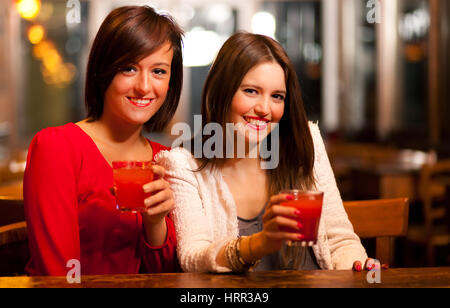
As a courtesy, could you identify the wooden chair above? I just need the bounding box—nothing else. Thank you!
[0,221,28,276]
[0,197,25,227]
[343,198,410,266]
[0,197,28,276]
[406,159,450,266]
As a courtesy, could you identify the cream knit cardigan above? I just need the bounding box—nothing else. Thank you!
[156,122,368,272]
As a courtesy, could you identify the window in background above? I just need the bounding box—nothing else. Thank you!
[338,0,377,141]
[261,1,322,122]
[183,3,237,128]
[390,0,430,149]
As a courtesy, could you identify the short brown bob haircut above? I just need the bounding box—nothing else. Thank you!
[85,6,184,132]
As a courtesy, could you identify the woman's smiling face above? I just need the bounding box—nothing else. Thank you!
[102,41,173,127]
[229,61,286,144]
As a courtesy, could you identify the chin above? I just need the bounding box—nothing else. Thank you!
[246,131,270,144]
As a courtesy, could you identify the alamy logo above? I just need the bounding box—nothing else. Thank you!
[66,0,81,24]
[366,259,381,284]
[171,115,280,170]
[367,0,381,24]
[66,259,81,283]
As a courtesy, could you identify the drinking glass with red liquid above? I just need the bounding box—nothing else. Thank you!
[112,161,154,213]
[280,190,324,247]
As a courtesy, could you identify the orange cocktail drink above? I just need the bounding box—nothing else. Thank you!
[280,190,324,245]
[112,161,154,213]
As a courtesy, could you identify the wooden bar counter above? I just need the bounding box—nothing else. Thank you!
[0,268,449,288]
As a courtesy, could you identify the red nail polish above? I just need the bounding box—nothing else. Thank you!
[356,264,361,272]
[297,234,304,240]
[294,210,301,216]
[286,195,294,200]
[297,222,303,229]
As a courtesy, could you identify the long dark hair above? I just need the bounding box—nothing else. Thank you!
[197,32,315,196]
[85,6,184,132]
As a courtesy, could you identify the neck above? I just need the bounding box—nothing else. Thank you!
[223,155,261,173]
[225,132,261,161]
[90,116,144,146]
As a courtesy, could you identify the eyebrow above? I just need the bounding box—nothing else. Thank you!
[152,62,171,67]
[240,83,286,95]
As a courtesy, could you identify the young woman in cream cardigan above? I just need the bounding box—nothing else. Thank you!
[157,32,371,273]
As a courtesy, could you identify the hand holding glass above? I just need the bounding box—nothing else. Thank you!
[112,161,154,213]
[280,190,324,246]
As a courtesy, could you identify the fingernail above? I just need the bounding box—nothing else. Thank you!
[355,264,361,272]
[297,222,303,229]
[294,210,301,216]
[286,195,294,200]
[297,234,304,240]
[382,264,389,270]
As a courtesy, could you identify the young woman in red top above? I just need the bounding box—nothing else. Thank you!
[23,6,183,276]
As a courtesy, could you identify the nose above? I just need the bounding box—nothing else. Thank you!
[135,72,151,95]
[254,96,271,116]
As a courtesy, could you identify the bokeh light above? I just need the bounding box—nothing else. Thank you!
[15,0,41,20]
[183,28,223,67]
[251,12,276,39]
[27,24,45,44]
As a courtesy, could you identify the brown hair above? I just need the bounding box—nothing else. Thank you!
[198,31,315,196]
[85,6,183,131]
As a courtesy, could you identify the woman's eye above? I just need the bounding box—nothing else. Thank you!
[273,94,285,101]
[153,68,167,75]
[121,66,137,74]
[243,88,257,95]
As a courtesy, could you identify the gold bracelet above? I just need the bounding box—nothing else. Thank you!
[226,236,261,273]
[226,238,242,272]
[238,236,260,272]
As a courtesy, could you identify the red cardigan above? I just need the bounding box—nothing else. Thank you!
[24,123,180,276]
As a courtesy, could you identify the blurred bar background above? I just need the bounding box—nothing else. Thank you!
[0,0,449,271]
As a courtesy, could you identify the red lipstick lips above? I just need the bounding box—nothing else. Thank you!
[127,97,153,107]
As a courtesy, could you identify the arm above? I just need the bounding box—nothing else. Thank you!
[139,214,181,273]
[156,149,232,273]
[138,164,180,273]
[24,130,80,276]
[158,149,303,272]
[215,194,305,270]
[309,123,368,269]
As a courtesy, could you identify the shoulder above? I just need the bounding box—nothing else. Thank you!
[29,123,81,153]
[308,121,325,152]
[26,123,85,173]
[308,121,323,144]
[155,147,204,188]
[148,140,170,158]
[155,147,199,171]
[308,121,327,158]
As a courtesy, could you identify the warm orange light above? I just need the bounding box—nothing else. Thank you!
[41,62,77,87]
[405,44,424,63]
[16,0,41,20]
[28,24,45,44]
[59,63,77,83]
[32,40,53,59]
[42,49,62,73]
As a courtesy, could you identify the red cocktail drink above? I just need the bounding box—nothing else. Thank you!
[113,161,154,213]
[280,190,324,245]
